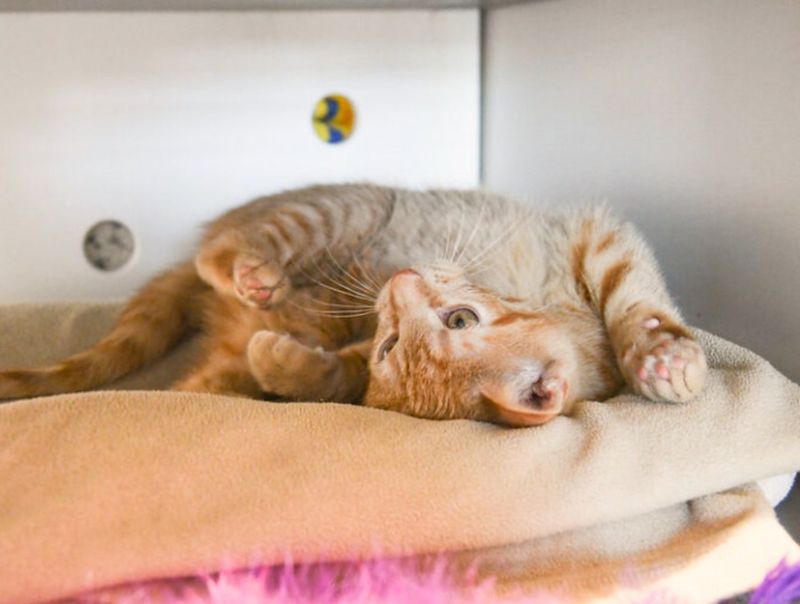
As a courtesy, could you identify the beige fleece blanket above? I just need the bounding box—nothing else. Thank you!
[1,303,799,603]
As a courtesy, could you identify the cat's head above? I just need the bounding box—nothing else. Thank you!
[362,262,615,427]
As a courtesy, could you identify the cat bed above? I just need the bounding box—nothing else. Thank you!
[1,303,799,603]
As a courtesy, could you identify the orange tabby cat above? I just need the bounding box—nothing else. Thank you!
[0,184,706,426]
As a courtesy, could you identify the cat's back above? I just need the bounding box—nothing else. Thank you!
[394,194,625,309]
[377,187,533,264]
[373,187,583,302]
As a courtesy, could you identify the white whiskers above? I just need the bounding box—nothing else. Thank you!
[462,214,528,274]
[287,300,376,319]
[453,202,487,265]
[295,254,376,304]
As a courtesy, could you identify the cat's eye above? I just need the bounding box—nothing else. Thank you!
[377,335,398,362]
[444,308,479,330]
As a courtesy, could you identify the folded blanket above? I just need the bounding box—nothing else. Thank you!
[0,303,799,603]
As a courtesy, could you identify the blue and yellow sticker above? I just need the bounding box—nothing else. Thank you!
[312,94,355,144]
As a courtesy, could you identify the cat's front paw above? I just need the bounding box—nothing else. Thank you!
[233,255,290,309]
[247,330,334,398]
[621,317,707,403]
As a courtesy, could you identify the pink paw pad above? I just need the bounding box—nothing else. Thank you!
[643,317,661,330]
[231,258,285,309]
[632,335,707,403]
[639,350,679,382]
[654,362,670,379]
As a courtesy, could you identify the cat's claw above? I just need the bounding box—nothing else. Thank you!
[629,334,707,403]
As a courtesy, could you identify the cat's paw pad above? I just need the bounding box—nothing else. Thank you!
[233,255,288,309]
[624,326,707,403]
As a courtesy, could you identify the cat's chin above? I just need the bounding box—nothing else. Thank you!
[489,404,559,428]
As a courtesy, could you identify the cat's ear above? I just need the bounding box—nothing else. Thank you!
[479,370,567,427]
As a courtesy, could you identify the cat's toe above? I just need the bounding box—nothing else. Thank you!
[248,331,308,372]
[247,331,307,394]
[632,336,707,403]
[247,331,337,400]
[233,256,287,309]
[246,330,282,363]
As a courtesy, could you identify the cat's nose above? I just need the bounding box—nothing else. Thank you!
[392,268,420,281]
[389,268,423,305]
[390,268,421,289]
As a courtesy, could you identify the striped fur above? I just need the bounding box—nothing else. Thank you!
[0,184,706,422]
[0,262,204,399]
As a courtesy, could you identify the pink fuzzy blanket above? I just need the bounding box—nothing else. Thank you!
[89,558,800,603]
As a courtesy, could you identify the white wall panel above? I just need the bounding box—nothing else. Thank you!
[0,11,479,302]
[484,0,800,381]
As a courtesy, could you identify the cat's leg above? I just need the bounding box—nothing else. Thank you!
[571,211,707,402]
[607,303,707,402]
[196,232,289,310]
[246,331,371,404]
[195,185,394,309]
[171,350,263,398]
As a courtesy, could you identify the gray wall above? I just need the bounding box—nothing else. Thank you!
[484,0,800,381]
[0,11,479,302]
